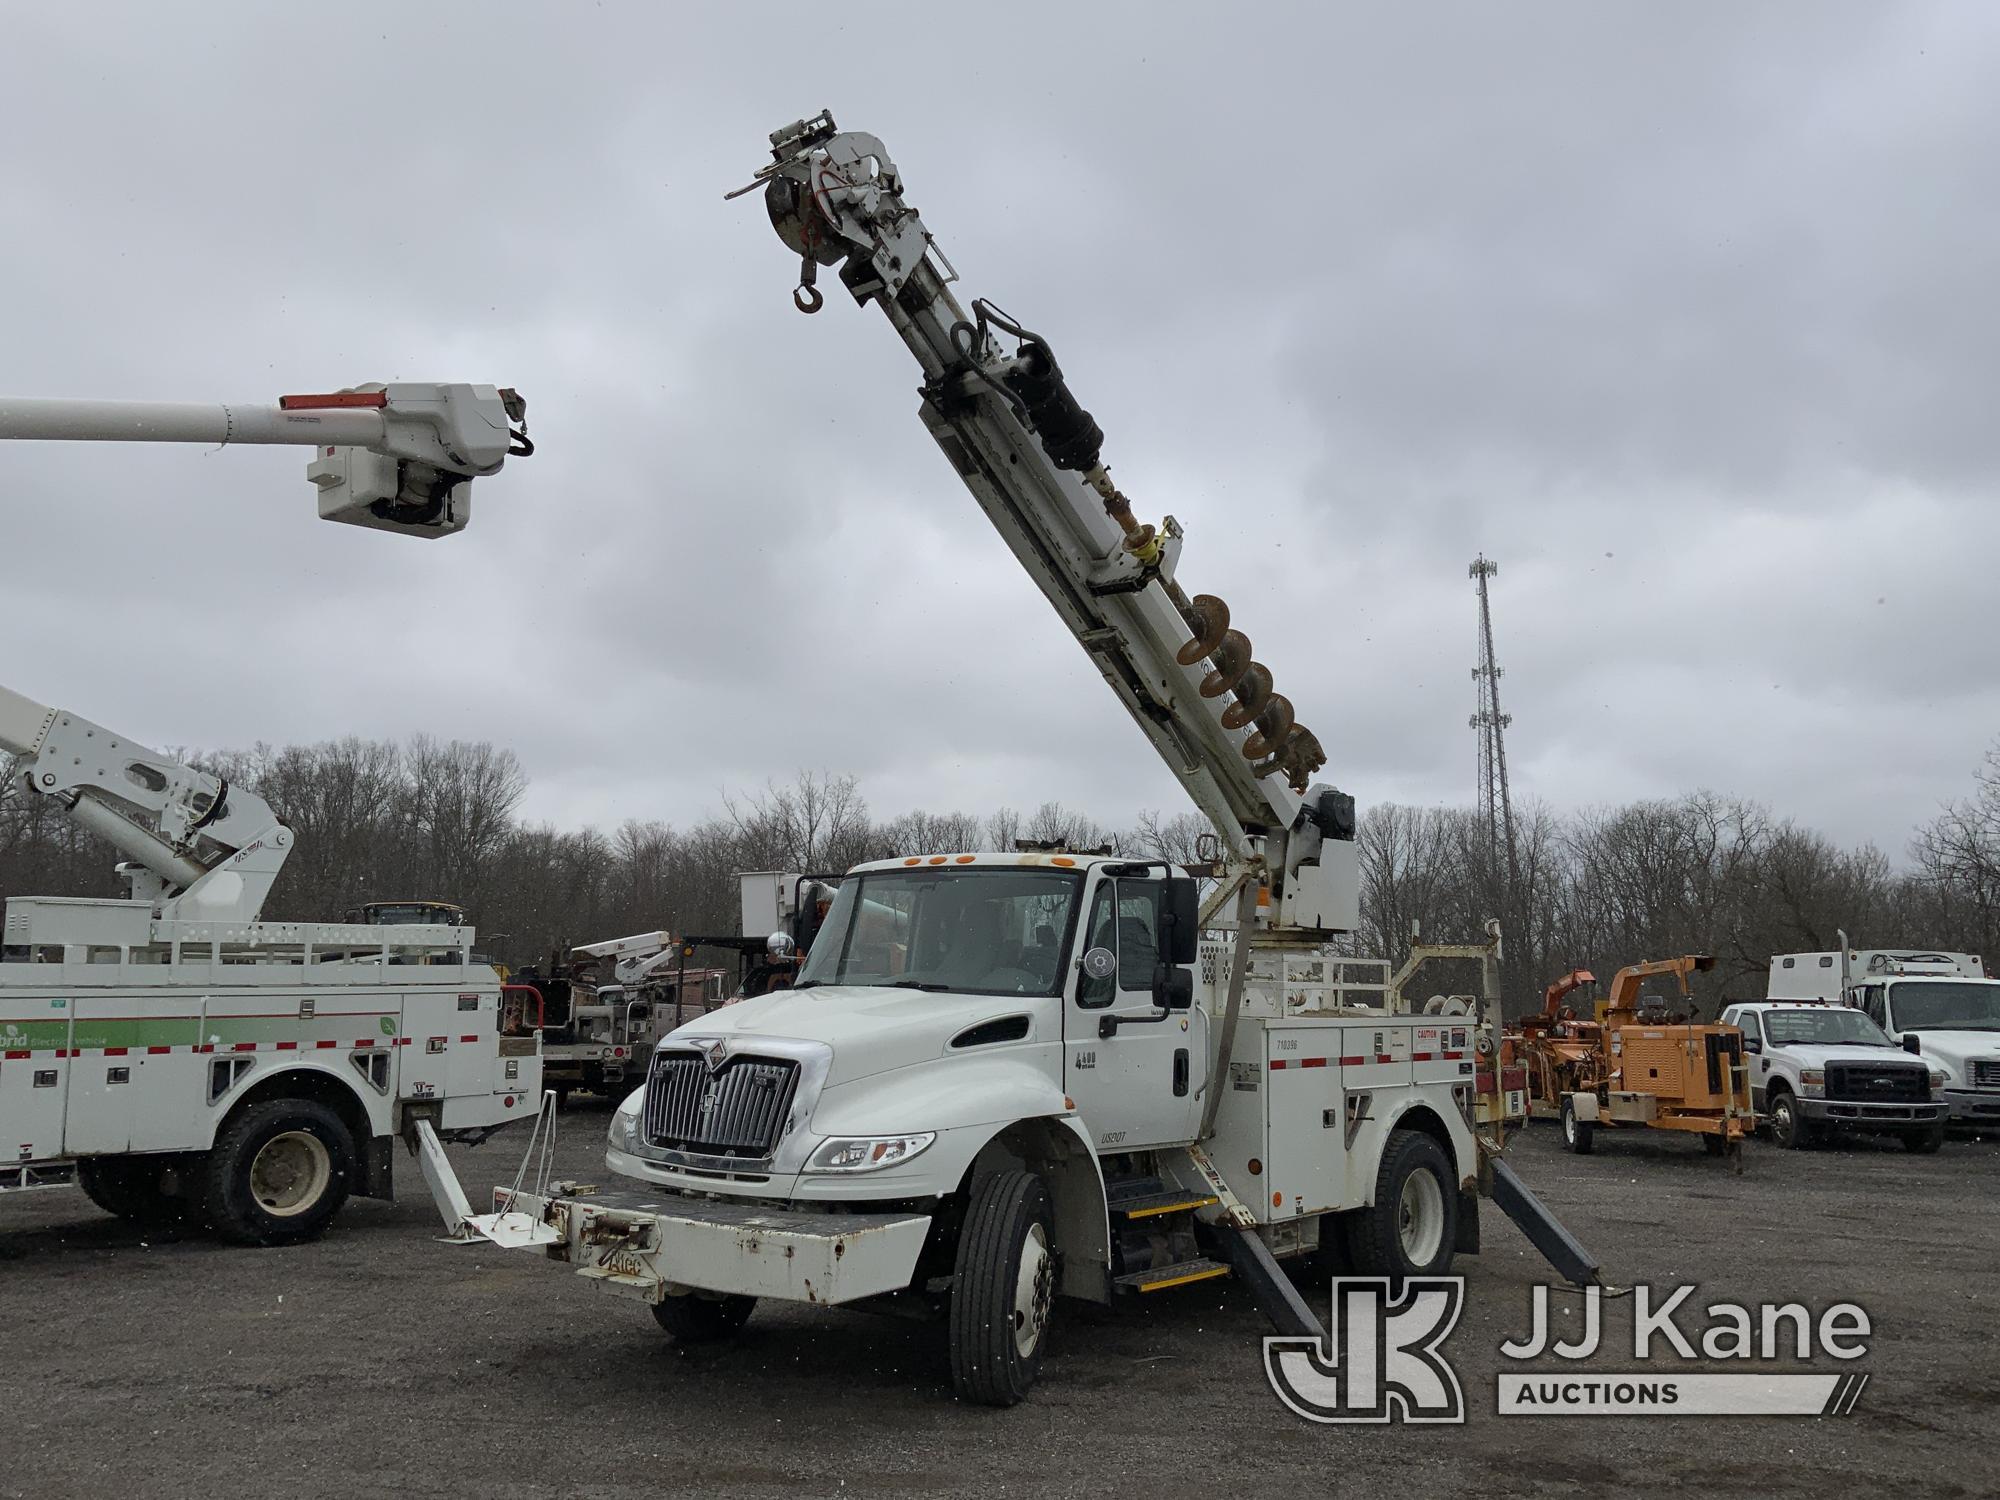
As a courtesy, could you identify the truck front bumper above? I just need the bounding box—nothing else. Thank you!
[1797,1098,1948,1128]
[1940,1089,2000,1125]
[490,1184,932,1306]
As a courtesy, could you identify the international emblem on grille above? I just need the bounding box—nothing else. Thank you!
[704,1038,729,1071]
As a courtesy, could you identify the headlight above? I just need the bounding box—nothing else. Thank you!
[608,1089,643,1150]
[805,1133,936,1173]
[1799,1070,1825,1098]
[1929,1069,1948,1090]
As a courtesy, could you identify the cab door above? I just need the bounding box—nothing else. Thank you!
[1061,873,1205,1153]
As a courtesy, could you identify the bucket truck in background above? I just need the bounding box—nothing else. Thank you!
[0,379,539,1243]
[423,114,1599,1407]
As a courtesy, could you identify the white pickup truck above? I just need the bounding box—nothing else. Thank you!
[1719,1000,1947,1151]
[1770,948,2000,1129]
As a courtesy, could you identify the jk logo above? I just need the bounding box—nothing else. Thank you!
[1265,1277,1466,1424]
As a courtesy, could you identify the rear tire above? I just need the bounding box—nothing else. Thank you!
[949,1170,1054,1407]
[1903,1123,1946,1154]
[1345,1130,1458,1281]
[1560,1097,1596,1155]
[650,1292,755,1342]
[77,1156,195,1228]
[201,1098,354,1246]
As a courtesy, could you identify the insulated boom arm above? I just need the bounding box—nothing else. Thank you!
[740,113,1357,927]
[0,682,288,922]
[0,382,531,539]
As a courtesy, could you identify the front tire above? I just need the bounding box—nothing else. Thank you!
[1345,1130,1459,1280]
[650,1292,755,1342]
[1560,1097,1596,1155]
[201,1098,354,1246]
[1903,1123,1946,1154]
[1766,1089,1813,1150]
[949,1169,1054,1407]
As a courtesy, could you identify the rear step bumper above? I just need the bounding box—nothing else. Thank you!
[484,1184,932,1306]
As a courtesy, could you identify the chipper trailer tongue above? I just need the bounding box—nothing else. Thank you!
[0,379,539,1242]
[422,112,1599,1405]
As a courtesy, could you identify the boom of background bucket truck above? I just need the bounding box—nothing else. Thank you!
[423,112,1599,1408]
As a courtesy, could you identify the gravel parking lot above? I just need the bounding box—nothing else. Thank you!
[2,1111,1994,1499]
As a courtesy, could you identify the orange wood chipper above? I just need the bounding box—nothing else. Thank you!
[1504,955,1753,1164]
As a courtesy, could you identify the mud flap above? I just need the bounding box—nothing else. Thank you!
[1455,1188,1480,1255]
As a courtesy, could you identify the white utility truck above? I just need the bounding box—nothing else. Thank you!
[1719,1001,1948,1151]
[1771,943,2000,1128]
[0,382,540,1243]
[424,114,1593,1405]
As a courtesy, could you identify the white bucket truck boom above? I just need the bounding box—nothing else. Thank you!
[426,114,1594,1406]
[0,380,539,1243]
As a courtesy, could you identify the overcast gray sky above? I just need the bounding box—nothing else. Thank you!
[4,2,1996,856]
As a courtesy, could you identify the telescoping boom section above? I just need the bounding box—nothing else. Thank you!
[738,112,1354,930]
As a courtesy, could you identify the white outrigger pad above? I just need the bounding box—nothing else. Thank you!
[418,1090,563,1247]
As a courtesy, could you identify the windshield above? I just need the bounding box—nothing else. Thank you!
[1891,981,2000,1031]
[797,868,1082,997]
[1762,1008,1896,1047]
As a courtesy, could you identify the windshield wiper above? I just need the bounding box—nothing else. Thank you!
[888,979,950,992]
[791,980,824,990]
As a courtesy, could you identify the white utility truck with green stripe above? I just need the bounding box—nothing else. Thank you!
[0,381,540,1245]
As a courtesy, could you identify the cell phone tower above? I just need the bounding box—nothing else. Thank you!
[1469,555,1519,891]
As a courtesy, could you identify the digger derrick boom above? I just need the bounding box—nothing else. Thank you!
[740,113,1356,929]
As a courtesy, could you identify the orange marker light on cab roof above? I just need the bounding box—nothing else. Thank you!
[1051,856,1076,867]
[929,855,948,865]
[904,857,922,866]
[955,854,976,863]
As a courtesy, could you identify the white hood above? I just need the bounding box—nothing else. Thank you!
[660,985,1039,1087]
[1903,1030,2000,1077]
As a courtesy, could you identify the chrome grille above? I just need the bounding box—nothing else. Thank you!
[642,1049,799,1160]
[1970,1058,2000,1091]
[1825,1061,1928,1104]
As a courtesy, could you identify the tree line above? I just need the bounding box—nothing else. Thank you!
[3,733,1995,1016]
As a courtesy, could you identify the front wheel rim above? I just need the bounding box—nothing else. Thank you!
[1398,1169,1446,1266]
[1012,1222,1052,1358]
[250,1130,331,1217]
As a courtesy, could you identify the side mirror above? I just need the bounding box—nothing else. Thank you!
[1742,1037,1761,1055]
[1161,876,1200,966]
[1903,1035,1921,1056]
[1153,963,1194,1011]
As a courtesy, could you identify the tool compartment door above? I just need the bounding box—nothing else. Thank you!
[1263,1023,1345,1218]
[1,991,71,1161]
[63,992,202,1155]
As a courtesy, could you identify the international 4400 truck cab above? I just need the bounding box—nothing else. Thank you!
[458,853,1487,1405]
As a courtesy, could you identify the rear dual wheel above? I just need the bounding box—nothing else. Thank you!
[202,1099,354,1246]
[1346,1130,1458,1280]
